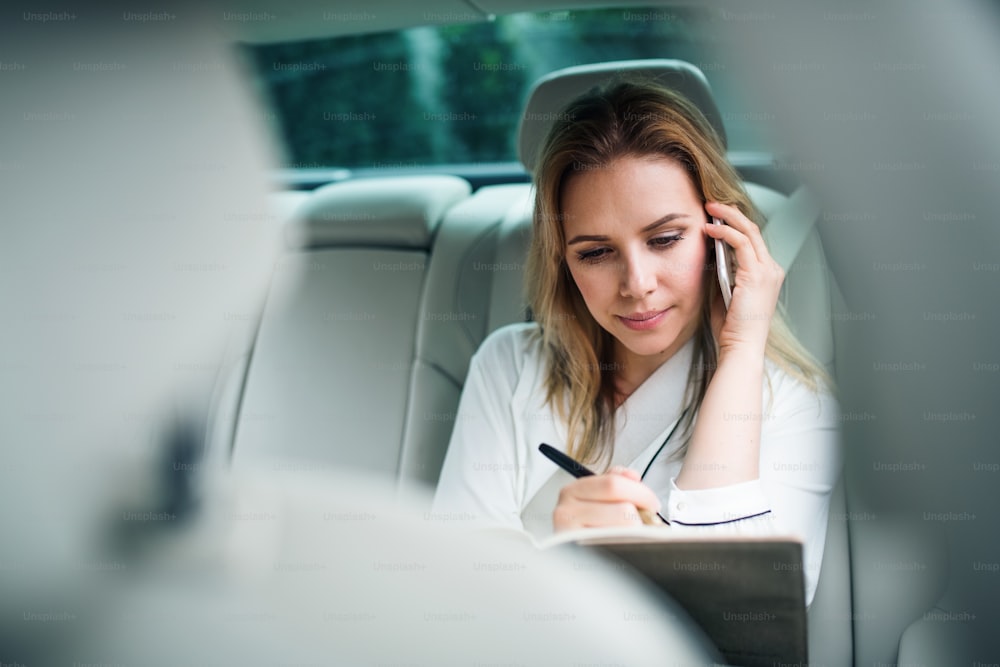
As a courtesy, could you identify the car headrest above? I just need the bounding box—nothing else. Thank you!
[285,175,471,250]
[518,59,726,172]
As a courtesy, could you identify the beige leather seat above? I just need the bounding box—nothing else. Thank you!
[229,175,470,474]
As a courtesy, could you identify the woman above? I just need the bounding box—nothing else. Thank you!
[432,81,840,605]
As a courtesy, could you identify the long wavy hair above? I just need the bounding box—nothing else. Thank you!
[526,80,830,466]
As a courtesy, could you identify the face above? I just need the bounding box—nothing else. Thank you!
[561,155,709,375]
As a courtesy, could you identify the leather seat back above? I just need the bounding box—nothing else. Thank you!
[397,183,534,489]
[231,176,470,474]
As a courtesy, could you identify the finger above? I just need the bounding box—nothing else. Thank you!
[705,201,773,266]
[561,473,662,514]
[608,465,641,481]
[705,201,765,247]
[705,222,786,305]
[703,216,784,283]
[703,217,760,271]
[637,508,665,526]
[554,499,646,530]
[708,205,781,276]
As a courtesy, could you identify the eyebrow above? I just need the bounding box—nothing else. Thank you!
[566,213,690,246]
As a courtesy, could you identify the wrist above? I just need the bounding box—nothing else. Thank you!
[718,341,766,365]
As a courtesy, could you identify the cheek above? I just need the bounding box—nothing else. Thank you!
[567,265,603,307]
[663,243,709,284]
[669,242,709,297]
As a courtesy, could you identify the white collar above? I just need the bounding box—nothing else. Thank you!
[610,335,695,468]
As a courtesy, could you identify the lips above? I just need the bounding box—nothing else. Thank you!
[617,308,670,331]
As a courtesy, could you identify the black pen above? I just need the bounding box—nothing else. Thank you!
[538,443,669,525]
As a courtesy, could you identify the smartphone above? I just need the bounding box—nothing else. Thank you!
[713,217,734,310]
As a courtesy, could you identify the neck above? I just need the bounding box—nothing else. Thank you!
[613,330,696,401]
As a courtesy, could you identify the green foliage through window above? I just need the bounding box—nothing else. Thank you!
[245,7,762,169]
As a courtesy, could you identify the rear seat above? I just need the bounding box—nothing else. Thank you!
[217,59,949,667]
[396,183,535,489]
[392,61,854,667]
[228,175,470,475]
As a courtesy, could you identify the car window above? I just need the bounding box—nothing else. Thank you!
[244,7,774,170]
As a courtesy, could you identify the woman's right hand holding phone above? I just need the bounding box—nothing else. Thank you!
[702,201,785,357]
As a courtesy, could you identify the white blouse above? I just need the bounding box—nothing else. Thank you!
[432,322,841,605]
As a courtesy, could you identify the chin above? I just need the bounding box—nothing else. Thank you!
[616,330,682,359]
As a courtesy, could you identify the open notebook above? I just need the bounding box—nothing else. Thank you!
[529,527,809,667]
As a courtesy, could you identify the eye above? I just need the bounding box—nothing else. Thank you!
[577,247,611,263]
[650,234,683,249]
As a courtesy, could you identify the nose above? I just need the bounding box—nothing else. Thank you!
[619,250,657,299]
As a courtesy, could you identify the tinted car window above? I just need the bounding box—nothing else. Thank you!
[245,7,774,169]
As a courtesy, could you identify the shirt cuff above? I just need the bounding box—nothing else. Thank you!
[665,477,771,526]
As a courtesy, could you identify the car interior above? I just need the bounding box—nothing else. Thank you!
[2,1,996,665]
[216,57,949,666]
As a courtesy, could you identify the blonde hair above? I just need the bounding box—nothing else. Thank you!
[526,81,830,466]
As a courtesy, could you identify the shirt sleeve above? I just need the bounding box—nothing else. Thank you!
[663,370,842,606]
[430,327,526,530]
